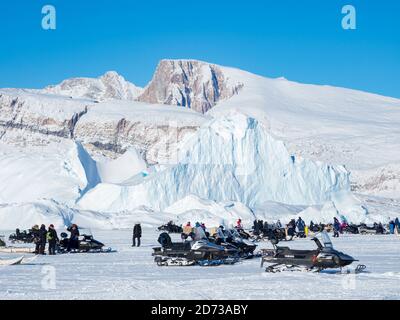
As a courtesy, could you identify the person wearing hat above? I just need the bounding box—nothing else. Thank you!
[47,224,59,255]
[133,223,142,247]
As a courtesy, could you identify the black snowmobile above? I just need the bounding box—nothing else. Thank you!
[261,231,365,273]
[153,232,239,266]
[8,229,35,244]
[342,224,359,234]
[158,222,183,234]
[214,228,257,258]
[358,223,387,235]
[58,229,111,253]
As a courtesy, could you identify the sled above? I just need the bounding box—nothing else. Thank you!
[0,247,36,254]
[0,256,24,266]
[21,255,39,264]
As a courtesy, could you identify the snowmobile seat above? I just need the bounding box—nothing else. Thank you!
[168,242,191,251]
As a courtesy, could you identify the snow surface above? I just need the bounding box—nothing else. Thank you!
[0,227,399,300]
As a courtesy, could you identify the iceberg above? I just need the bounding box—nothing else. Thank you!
[78,112,351,212]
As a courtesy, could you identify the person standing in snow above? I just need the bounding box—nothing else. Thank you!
[333,218,340,238]
[286,219,296,240]
[31,225,40,254]
[38,224,47,255]
[389,219,395,234]
[236,219,243,230]
[67,224,80,252]
[47,224,59,255]
[296,217,306,238]
[276,220,282,229]
[262,221,269,233]
[216,225,226,245]
[395,218,400,233]
[253,220,259,235]
[132,223,142,247]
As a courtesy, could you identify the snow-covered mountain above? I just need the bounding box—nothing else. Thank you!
[1,59,400,228]
[41,71,143,101]
[138,59,244,113]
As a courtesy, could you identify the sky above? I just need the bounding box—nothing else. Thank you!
[0,0,399,98]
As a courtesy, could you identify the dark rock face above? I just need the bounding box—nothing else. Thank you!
[138,60,243,113]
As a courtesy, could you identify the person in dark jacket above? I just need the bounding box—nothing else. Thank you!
[67,224,80,252]
[296,217,306,237]
[133,223,142,247]
[286,219,296,240]
[38,224,47,255]
[333,217,340,238]
[263,221,269,233]
[253,220,260,235]
[47,224,59,255]
[31,225,40,254]
[395,218,400,233]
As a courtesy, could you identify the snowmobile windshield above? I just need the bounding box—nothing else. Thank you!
[229,229,240,238]
[321,231,333,248]
[78,228,92,236]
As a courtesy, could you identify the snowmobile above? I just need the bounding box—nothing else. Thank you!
[214,228,257,258]
[158,222,183,234]
[261,231,365,273]
[358,223,387,235]
[153,232,239,266]
[8,229,35,244]
[250,224,287,242]
[58,229,112,253]
[342,224,359,234]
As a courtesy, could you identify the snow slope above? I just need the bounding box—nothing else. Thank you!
[0,141,90,205]
[204,62,400,196]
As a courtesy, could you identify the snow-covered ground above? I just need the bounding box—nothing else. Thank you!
[0,227,399,300]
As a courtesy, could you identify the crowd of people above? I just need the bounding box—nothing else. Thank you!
[389,218,400,234]
[8,215,400,255]
[29,223,80,255]
[251,215,400,240]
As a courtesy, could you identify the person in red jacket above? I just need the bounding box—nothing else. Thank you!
[236,219,243,230]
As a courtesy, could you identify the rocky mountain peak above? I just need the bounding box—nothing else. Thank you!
[137,59,244,113]
[42,71,143,101]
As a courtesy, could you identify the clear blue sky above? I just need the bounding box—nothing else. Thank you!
[0,0,399,98]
